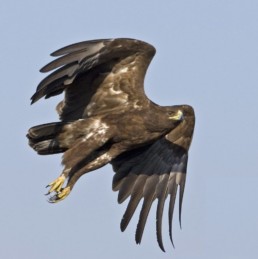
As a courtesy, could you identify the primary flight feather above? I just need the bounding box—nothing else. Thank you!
[27,38,195,252]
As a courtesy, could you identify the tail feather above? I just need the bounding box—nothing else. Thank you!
[27,122,69,155]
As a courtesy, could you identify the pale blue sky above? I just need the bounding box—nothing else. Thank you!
[1,1,258,258]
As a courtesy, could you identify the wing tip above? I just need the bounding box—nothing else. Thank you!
[179,183,185,229]
[50,50,60,57]
[40,66,49,73]
[30,95,38,104]
[157,241,166,252]
[169,234,175,249]
[120,219,127,232]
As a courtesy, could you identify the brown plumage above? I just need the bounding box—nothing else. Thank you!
[27,38,195,252]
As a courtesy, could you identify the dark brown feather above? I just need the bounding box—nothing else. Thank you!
[112,108,194,250]
[168,178,178,246]
[135,175,158,244]
[50,39,110,57]
[117,174,138,203]
[31,38,156,122]
[156,174,170,252]
[28,38,195,252]
[120,175,148,231]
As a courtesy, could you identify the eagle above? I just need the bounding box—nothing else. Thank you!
[27,38,195,252]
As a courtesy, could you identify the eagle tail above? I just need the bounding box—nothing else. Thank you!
[27,122,69,155]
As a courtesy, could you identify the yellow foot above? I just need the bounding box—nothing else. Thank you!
[48,187,71,203]
[46,174,66,194]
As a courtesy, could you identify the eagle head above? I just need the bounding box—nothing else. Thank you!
[168,109,184,121]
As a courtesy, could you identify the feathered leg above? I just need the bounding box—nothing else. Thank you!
[46,127,114,202]
[48,144,125,203]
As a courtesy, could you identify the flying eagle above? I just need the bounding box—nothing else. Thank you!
[27,38,195,252]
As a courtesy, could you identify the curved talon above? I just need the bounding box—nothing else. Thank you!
[48,186,71,203]
[58,186,71,200]
[46,174,66,194]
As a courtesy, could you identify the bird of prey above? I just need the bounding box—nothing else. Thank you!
[27,38,195,252]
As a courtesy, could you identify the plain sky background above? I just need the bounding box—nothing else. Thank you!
[1,0,258,258]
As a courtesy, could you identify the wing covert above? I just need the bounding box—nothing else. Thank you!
[31,38,156,121]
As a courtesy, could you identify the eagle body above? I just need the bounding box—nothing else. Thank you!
[27,38,195,252]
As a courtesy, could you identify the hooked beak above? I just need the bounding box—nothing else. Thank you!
[169,110,184,121]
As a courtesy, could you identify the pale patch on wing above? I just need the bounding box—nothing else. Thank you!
[107,83,124,95]
[117,67,129,73]
[82,132,94,142]
[133,100,143,109]
[84,78,129,117]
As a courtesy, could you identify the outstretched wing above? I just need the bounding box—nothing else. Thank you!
[111,106,195,252]
[31,38,156,121]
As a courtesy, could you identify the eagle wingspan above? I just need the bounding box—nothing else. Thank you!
[28,38,196,252]
[111,106,195,252]
[31,38,156,121]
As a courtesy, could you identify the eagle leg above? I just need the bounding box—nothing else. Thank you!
[45,174,66,195]
[47,186,71,203]
[65,144,126,195]
[45,170,73,202]
[46,142,125,203]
